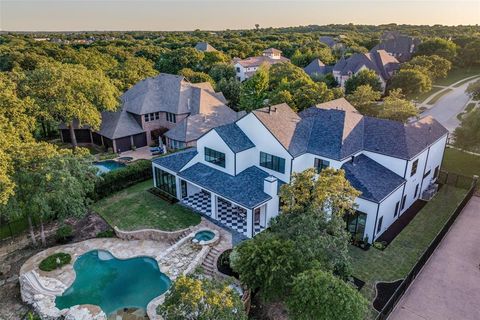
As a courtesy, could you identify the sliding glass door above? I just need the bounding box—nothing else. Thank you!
[155,167,177,197]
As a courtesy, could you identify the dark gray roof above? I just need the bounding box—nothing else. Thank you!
[319,36,337,48]
[179,163,272,208]
[214,123,255,153]
[372,33,421,63]
[96,110,144,139]
[303,58,329,76]
[342,154,405,203]
[333,50,400,81]
[195,42,218,52]
[152,148,198,173]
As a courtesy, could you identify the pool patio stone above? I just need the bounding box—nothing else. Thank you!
[19,218,232,320]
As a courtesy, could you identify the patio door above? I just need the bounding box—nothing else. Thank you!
[181,180,187,198]
[254,208,261,224]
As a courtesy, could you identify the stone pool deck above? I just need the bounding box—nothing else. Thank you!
[19,218,232,320]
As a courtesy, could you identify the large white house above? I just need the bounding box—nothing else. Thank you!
[152,98,448,242]
[233,48,290,81]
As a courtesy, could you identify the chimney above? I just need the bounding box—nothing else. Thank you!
[264,175,278,197]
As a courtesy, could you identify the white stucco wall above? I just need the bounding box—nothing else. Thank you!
[292,153,344,173]
[374,185,405,240]
[419,135,448,194]
[195,130,235,175]
[355,198,379,243]
[236,114,293,183]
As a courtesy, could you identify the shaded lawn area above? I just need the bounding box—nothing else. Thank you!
[92,180,201,231]
[434,66,480,86]
[442,147,480,178]
[350,185,469,313]
[407,86,443,104]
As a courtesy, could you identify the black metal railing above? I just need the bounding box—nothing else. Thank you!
[374,174,478,320]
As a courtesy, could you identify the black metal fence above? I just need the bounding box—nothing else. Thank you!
[437,170,475,190]
[375,174,478,320]
[0,216,40,242]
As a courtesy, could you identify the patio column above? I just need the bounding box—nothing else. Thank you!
[211,194,217,219]
[246,209,253,238]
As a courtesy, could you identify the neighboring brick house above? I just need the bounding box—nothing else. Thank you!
[60,74,242,153]
[372,32,421,62]
[233,48,290,81]
[333,50,400,92]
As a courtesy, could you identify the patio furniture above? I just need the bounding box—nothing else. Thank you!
[150,146,164,155]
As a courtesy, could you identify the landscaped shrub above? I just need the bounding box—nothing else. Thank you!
[92,159,152,200]
[373,241,387,250]
[39,253,72,272]
[55,225,74,244]
[217,249,239,279]
[96,229,115,238]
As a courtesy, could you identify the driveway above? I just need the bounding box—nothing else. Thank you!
[388,196,480,320]
[421,77,479,132]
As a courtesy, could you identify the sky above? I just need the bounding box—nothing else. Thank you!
[1,0,479,31]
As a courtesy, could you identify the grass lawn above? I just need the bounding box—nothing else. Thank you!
[92,180,201,231]
[350,185,469,316]
[408,86,443,104]
[453,75,480,88]
[434,66,480,87]
[442,147,480,178]
[426,88,452,105]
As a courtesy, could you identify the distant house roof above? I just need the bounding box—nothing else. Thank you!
[214,123,255,153]
[319,36,337,48]
[333,50,400,82]
[179,163,273,208]
[254,103,447,161]
[263,48,282,54]
[372,33,421,62]
[303,58,329,76]
[195,42,218,52]
[233,49,290,69]
[342,154,406,203]
[152,148,198,173]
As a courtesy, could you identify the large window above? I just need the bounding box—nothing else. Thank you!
[314,158,330,173]
[260,152,286,174]
[205,147,225,168]
[155,167,177,197]
[166,112,176,123]
[167,138,185,150]
[411,159,419,176]
[345,211,367,242]
[145,112,160,122]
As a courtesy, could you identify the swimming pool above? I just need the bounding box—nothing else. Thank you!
[55,250,171,315]
[93,160,126,175]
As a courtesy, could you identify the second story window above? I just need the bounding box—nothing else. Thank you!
[145,112,159,122]
[411,159,419,176]
[314,158,330,173]
[236,67,240,72]
[260,152,285,174]
[166,112,176,123]
[205,147,225,168]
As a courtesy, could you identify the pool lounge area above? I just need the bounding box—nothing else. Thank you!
[93,160,126,175]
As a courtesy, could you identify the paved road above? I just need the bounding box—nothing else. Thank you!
[388,196,480,320]
[421,77,478,132]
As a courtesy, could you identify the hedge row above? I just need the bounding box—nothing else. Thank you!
[92,159,152,200]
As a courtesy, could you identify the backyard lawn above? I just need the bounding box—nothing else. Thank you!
[350,185,469,314]
[92,180,201,231]
[442,147,480,178]
[434,66,480,86]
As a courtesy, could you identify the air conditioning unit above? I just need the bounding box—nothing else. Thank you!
[421,183,438,201]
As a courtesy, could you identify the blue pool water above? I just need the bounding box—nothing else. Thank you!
[55,250,171,315]
[93,160,126,175]
[194,230,215,241]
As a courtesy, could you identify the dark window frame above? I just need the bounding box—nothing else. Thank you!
[205,147,226,168]
[414,184,419,198]
[155,167,177,197]
[314,158,330,174]
[166,112,177,123]
[394,201,400,217]
[259,151,286,174]
[401,194,407,210]
[377,216,383,234]
[433,166,440,179]
[344,211,367,241]
[411,159,419,176]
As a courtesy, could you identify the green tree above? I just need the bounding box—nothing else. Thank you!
[158,275,247,320]
[454,108,480,151]
[238,66,269,111]
[287,268,368,320]
[458,39,480,67]
[416,38,457,61]
[216,78,242,107]
[344,69,382,94]
[466,79,480,100]
[378,89,418,123]
[19,61,120,148]
[389,68,432,96]
[346,84,381,116]
[155,47,205,74]
[208,62,236,82]
[230,232,298,300]
[108,56,157,91]
[179,68,215,86]
[403,55,452,81]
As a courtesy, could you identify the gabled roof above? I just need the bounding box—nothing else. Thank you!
[333,50,400,81]
[164,106,240,143]
[303,58,328,76]
[319,36,337,48]
[233,55,290,68]
[195,42,218,52]
[121,74,225,116]
[253,103,301,153]
[313,97,359,114]
[342,154,405,203]
[372,33,420,62]
[96,109,144,139]
[152,148,198,173]
[214,123,255,153]
[179,163,272,208]
[263,48,282,54]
